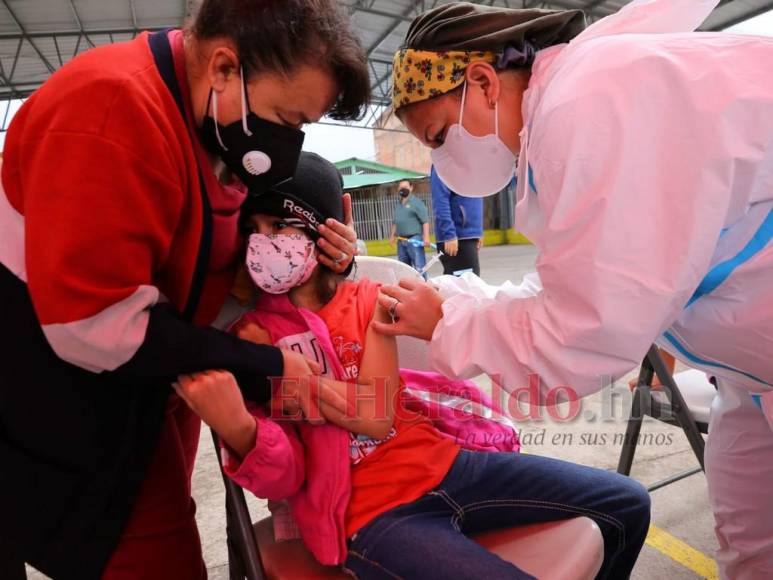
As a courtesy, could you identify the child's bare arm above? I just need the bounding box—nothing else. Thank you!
[317,302,400,439]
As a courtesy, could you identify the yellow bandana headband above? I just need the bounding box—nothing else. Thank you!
[392,48,497,111]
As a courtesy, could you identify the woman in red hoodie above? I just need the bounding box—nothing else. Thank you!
[0,1,369,578]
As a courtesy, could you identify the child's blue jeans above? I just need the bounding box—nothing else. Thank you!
[344,449,650,579]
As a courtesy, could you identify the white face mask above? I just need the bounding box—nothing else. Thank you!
[430,81,516,197]
[246,233,317,294]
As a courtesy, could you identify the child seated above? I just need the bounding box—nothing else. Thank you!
[175,153,650,580]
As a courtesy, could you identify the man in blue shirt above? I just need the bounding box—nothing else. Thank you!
[431,166,483,276]
[390,180,430,277]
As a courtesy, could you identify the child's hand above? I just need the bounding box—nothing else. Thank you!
[233,319,273,345]
[173,370,256,457]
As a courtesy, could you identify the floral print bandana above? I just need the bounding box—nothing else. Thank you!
[246,233,317,294]
[392,48,497,111]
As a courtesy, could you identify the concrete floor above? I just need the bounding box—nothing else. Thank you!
[27,245,717,580]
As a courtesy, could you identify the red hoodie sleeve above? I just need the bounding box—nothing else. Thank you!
[3,56,282,402]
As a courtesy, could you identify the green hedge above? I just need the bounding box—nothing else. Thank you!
[363,229,531,257]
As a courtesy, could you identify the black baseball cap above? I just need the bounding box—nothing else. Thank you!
[241,152,344,239]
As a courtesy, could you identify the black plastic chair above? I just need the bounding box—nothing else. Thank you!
[617,345,714,491]
[211,431,268,580]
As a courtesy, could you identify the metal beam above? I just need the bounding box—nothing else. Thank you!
[72,34,82,59]
[374,106,395,130]
[347,4,413,22]
[184,0,199,20]
[1,0,57,73]
[366,0,423,58]
[316,120,409,134]
[369,60,388,101]
[0,26,172,41]
[370,65,392,104]
[0,62,24,100]
[68,0,95,48]
[129,0,139,30]
[0,87,36,100]
[68,0,85,31]
[8,38,23,82]
[369,56,394,66]
[367,0,433,97]
[2,100,12,131]
[52,35,64,67]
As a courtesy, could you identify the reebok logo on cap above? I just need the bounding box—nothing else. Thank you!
[283,198,320,230]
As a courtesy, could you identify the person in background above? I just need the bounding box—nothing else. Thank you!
[431,165,483,276]
[389,180,431,277]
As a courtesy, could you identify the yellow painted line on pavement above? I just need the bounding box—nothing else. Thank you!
[646,524,718,579]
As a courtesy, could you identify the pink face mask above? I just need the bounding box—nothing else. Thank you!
[246,233,317,294]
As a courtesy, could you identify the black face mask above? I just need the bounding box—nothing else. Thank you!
[199,78,305,195]
[399,188,410,198]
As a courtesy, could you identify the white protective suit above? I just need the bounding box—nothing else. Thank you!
[428,1,773,578]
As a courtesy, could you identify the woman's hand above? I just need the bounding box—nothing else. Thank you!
[372,278,445,341]
[316,192,358,274]
[271,350,353,424]
[173,370,256,458]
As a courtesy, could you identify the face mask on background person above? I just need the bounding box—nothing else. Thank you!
[200,67,305,194]
[246,233,317,294]
[431,81,516,197]
[399,188,411,198]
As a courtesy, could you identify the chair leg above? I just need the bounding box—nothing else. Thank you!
[617,387,646,475]
[648,348,706,470]
[211,430,267,580]
[226,493,246,580]
[617,355,657,475]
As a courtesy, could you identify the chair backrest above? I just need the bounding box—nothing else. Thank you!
[348,256,432,372]
[669,369,715,428]
[349,255,421,284]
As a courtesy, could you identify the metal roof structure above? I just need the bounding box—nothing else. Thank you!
[1,0,770,131]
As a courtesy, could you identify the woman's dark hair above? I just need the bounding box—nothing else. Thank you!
[191,0,370,120]
[315,266,345,305]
